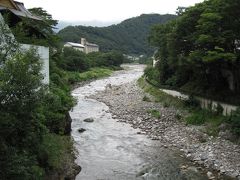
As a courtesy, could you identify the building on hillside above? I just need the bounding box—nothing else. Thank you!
[64,42,84,52]
[64,38,99,54]
[0,0,49,84]
[80,38,99,54]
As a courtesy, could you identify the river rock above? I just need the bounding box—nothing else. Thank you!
[207,171,215,179]
[218,130,236,141]
[83,118,94,123]
[78,128,86,133]
[89,78,240,179]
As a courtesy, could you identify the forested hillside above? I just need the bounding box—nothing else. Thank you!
[58,14,176,55]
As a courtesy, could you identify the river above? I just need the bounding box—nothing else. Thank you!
[70,64,210,180]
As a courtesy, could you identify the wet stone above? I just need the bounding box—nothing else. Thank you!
[78,128,86,133]
[83,118,94,123]
[73,65,239,179]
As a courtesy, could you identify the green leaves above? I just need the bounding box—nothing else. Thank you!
[148,0,240,98]
[203,50,236,63]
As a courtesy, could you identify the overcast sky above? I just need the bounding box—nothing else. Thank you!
[20,0,204,22]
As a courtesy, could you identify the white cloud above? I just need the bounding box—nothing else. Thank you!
[20,0,204,22]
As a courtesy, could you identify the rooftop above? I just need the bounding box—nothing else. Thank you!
[86,42,99,47]
[66,42,85,48]
[0,0,42,20]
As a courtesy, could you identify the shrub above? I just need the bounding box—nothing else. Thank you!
[165,75,178,87]
[143,95,151,102]
[214,103,224,115]
[147,109,161,119]
[175,113,182,120]
[185,95,200,108]
[144,66,160,86]
[185,111,207,125]
[228,108,240,136]
[63,47,89,72]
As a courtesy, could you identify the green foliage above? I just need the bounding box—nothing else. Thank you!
[175,113,182,120]
[58,14,176,55]
[61,47,124,73]
[144,66,160,86]
[62,47,89,72]
[215,103,224,115]
[9,8,60,47]
[185,111,207,125]
[148,0,240,104]
[138,77,185,108]
[142,95,151,102]
[0,49,46,179]
[139,56,152,64]
[185,109,227,137]
[147,109,161,119]
[228,108,240,136]
[66,67,113,84]
[0,18,18,62]
[184,95,200,109]
[0,8,78,179]
[38,134,74,171]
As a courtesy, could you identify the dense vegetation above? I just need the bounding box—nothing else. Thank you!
[145,0,240,137]
[0,8,78,179]
[139,77,240,138]
[58,14,176,55]
[147,0,240,105]
[0,7,123,179]
[62,47,123,72]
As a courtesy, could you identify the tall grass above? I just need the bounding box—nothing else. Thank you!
[138,77,231,137]
[66,67,113,84]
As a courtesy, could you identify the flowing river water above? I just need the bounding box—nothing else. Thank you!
[70,64,211,180]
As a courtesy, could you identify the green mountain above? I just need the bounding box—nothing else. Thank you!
[58,14,176,55]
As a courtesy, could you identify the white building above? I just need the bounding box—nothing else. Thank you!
[81,38,99,54]
[64,42,84,52]
[64,38,99,54]
[0,0,49,84]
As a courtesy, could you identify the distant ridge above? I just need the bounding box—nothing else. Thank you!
[55,20,118,32]
[58,14,176,55]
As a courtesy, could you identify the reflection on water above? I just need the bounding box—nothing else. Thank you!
[70,64,209,180]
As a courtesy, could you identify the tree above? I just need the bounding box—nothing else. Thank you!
[148,0,240,103]
[0,47,46,179]
[0,16,18,63]
[62,47,89,72]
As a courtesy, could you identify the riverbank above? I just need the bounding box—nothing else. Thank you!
[90,79,240,179]
[66,67,114,88]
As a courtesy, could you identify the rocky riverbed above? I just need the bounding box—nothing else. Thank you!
[91,80,240,179]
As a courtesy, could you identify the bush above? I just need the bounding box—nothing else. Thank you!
[62,47,90,72]
[144,66,160,86]
[38,134,74,171]
[228,108,240,136]
[165,75,178,87]
[143,95,151,102]
[185,95,200,108]
[185,111,207,125]
[147,109,161,119]
[214,103,224,115]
